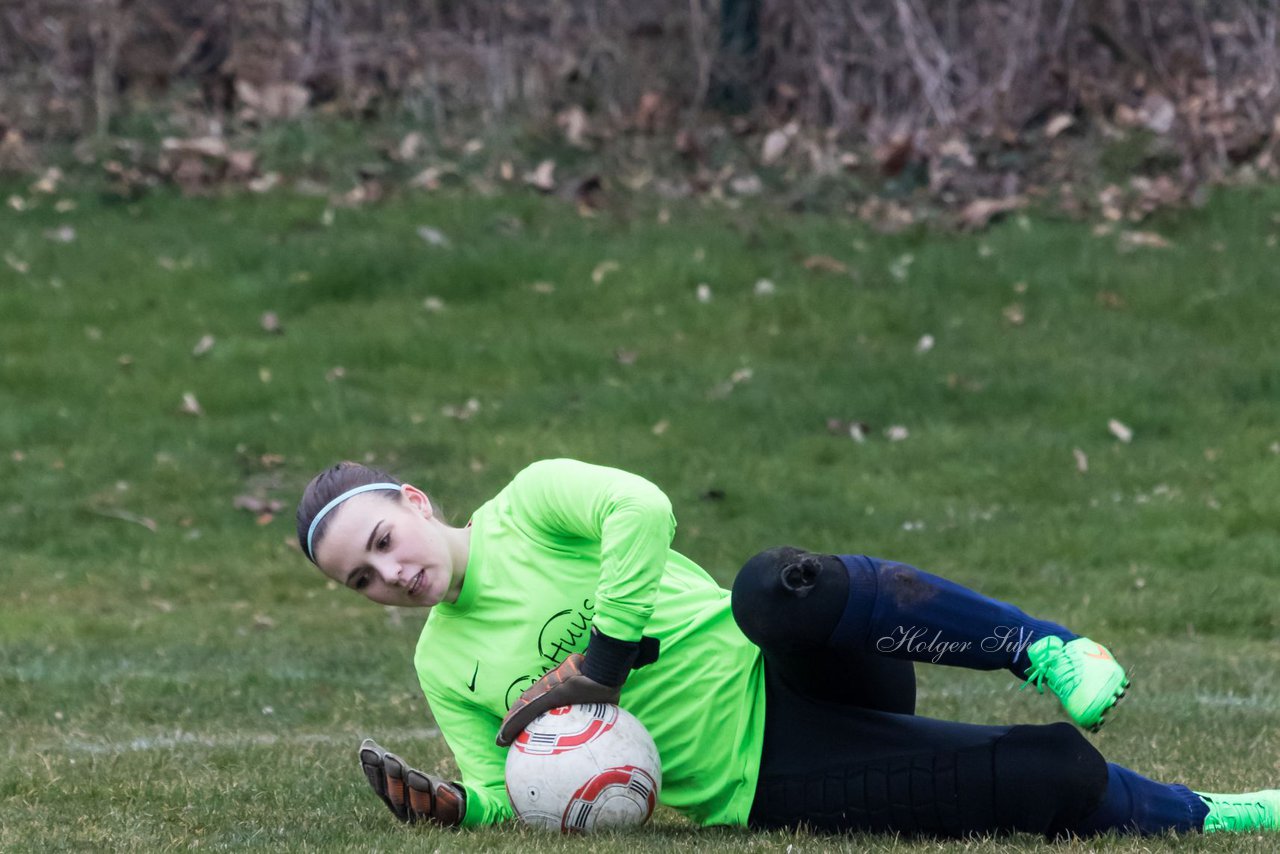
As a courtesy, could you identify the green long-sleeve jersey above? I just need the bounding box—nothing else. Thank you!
[414,458,766,827]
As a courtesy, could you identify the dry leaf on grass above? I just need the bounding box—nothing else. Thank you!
[1108,419,1134,443]
[1073,448,1089,473]
[761,123,797,165]
[233,495,284,514]
[959,196,1025,230]
[91,507,158,532]
[1045,114,1075,138]
[708,368,753,399]
[1119,230,1172,250]
[192,334,215,357]
[396,132,424,162]
[416,226,451,247]
[179,392,203,417]
[525,160,556,192]
[260,312,283,334]
[802,255,847,274]
[557,106,590,149]
[442,398,481,420]
[591,260,620,285]
[410,167,442,190]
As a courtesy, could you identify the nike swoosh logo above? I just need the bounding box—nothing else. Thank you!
[467,661,479,692]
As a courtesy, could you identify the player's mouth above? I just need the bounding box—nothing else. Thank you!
[408,569,424,597]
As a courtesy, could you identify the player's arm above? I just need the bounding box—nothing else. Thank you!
[496,458,673,745]
[420,685,516,826]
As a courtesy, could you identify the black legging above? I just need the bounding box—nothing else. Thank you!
[731,549,1109,838]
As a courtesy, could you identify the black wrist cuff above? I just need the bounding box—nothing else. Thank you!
[581,627,660,687]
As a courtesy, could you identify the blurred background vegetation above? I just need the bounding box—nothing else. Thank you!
[3,1,1280,224]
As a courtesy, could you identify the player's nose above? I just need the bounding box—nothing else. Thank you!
[371,556,403,585]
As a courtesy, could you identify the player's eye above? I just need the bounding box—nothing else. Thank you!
[377,533,391,550]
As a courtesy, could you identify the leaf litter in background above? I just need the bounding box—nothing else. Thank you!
[260,312,283,334]
[888,253,913,281]
[1119,230,1172,250]
[179,392,203,417]
[915,334,935,354]
[696,283,712,303]
[958,196,1025,230]
[416,225,451,248]
[1108,419,1134,443]
[525,160,556,192]
[233,495,284,515]
[591,260,620,285]
[802,255,847,274]
[42,225,75,243]
[708,368,753,400]
[192,334,215,357]
[1074,448,1089,473]
[753,279,776,296]
[442,398,481,420]
[761,123,797,166]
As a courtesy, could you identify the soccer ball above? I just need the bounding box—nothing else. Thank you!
[505,703,661,833]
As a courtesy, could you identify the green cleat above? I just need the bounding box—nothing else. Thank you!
[1198,790,1280,833]
[1021,635,1129,731]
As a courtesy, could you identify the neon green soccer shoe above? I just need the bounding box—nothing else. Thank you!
[1022,636,1129,731]
[1197,790,1280,833]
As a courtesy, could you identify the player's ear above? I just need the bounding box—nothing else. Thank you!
[401,484,434,519]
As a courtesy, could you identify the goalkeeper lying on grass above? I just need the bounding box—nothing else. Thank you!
[295,457,1277,837]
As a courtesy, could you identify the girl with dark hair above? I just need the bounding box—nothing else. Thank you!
[296,458,1277,837]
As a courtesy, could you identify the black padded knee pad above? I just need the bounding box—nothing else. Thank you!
[731,547,849,654]
[992,723,1108,836]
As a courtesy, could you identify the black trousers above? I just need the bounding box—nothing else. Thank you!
[733,552,1109,838]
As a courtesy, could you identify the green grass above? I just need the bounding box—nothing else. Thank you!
[1,179,1279,852]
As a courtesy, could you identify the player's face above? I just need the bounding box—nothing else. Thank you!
[312,486,461,608]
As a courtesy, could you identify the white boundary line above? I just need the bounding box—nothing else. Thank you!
[50,727,441,755]
[37,693,1279,757]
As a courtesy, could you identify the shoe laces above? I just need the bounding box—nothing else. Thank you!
[1205,795,1274,830]
[1020,642,1077,696]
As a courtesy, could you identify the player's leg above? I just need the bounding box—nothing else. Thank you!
[730,542,916,713]
[734,546,1128,730]
[748,667,1216,838]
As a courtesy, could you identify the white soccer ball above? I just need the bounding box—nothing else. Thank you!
[505,703,661,833]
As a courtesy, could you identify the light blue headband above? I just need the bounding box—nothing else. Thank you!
[306,482,402,562]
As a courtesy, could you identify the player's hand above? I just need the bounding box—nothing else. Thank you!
[496,653,619,746]
[359,738,465,826]
[496,627,660,747]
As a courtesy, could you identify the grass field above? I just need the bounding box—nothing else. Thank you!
[1,180,1278,852]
